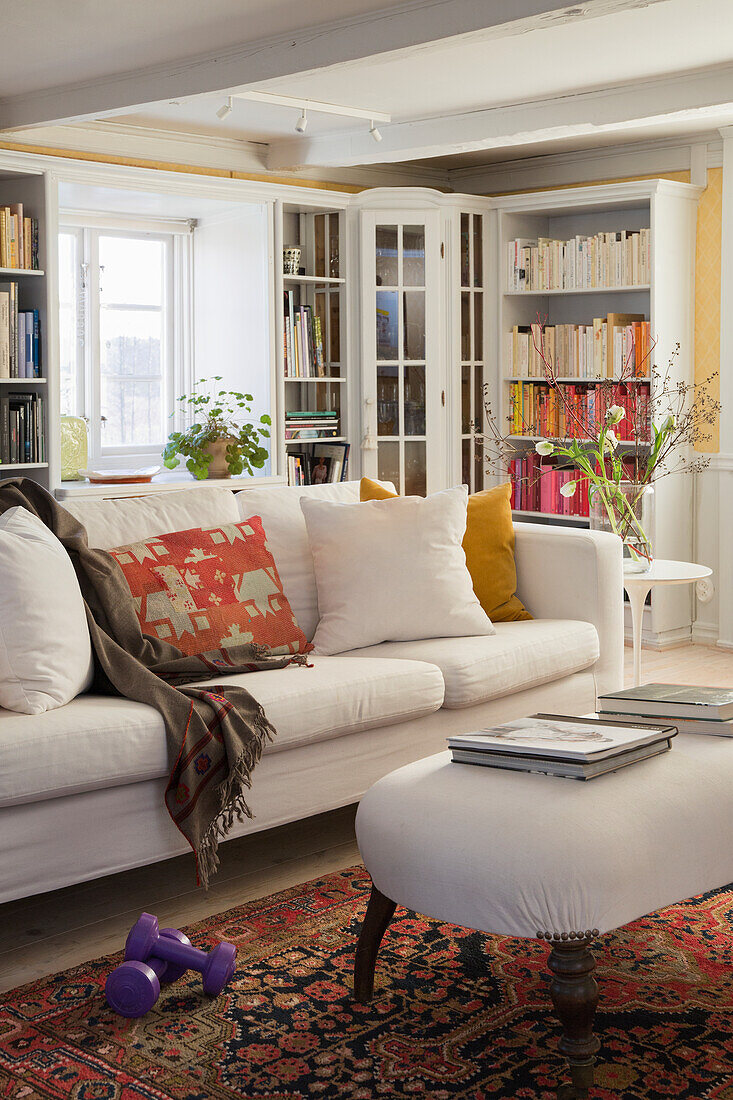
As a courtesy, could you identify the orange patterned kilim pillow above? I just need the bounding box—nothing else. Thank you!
[109,518,312,657]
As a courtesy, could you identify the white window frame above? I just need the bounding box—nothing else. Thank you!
[59,212,193,468]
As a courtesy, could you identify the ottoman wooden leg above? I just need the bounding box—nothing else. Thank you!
[548,940,600,1099]
[354,884,397,1003]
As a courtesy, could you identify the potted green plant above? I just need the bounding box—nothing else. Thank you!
[163,378,271,480]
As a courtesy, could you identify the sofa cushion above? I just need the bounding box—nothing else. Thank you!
[0,655,444,808]
[62,486,240,550]
[343,620,600,708]
[236,481,394,641]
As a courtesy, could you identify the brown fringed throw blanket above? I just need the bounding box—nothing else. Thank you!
[0,478,307,887]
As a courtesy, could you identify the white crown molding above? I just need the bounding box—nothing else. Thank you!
[447,134,724,194]
[1,121,451,190]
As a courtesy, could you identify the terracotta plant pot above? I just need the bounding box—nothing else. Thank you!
[202,438,234,479]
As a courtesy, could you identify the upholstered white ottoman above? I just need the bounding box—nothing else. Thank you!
[354,742,733,1097]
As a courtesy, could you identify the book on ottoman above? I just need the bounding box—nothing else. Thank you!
[448,714,676,780]
[599,684,733,725]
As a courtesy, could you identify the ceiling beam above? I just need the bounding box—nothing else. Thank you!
[266,62,733,170]
[0,0,669,130]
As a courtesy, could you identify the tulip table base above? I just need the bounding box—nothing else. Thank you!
[624,560,712,686]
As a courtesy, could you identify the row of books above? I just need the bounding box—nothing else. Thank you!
[508,381,651,440]
[0,204,40,270]
[448,714,675,781]
[509,454,589,518]
[0,392,46,465]
[506,228,651,292]
[0,282,41,378]
[504,315,651,379]
[283,292,325,378]
[285,409,340,440]
[599,683,733,737]
[286,442,350,486]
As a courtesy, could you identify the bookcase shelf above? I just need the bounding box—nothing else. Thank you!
[0,376,46,384]
[1,462,48,470]
[493,179,700,645]
[504,284,650,297]
[278,202,350,486]
[284,274,345,286]
[0,267,44,277]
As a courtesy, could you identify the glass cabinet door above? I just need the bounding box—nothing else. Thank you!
[362,210,441,495]
[459,211,486,493]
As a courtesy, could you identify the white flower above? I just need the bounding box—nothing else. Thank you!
[535,440,554,456]
[560,481,577,498]
[604,429,618,452]
[606,404,625,425]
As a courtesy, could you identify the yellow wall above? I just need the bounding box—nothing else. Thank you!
[491,168,722,453]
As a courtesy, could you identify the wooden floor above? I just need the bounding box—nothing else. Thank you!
[2,641,733,995]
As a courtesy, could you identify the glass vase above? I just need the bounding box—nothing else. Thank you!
[589,481,654,574]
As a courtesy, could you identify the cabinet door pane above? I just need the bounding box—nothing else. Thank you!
[377,291,398,359]
[474,292,483,359]
[329,214,340,278]
[329,293,341,365]
[404,364,426,436]
[376,225,398,286]
[461,365,471,434]
[404,440,426,496]
[377,363,399,436]
[403,225,425,287]
[460,213,470,287]
[473,215,483,287]
[378,440,400,492]
[403,292,425,360]
[461,293,471,360]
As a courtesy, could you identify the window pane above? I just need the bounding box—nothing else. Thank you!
[378,440,400,493]
[376,290,398,359]
[99,236,163,306]
[58,232,78,415]
[376,226,398,286]
[100,308,161,378]
[403,292,425,360]
[100,308,163,446]
[404,363,425,436]
[404,440,426,496]
[377,363,399,436]
[101,377,163,448]
[402,225,425,287]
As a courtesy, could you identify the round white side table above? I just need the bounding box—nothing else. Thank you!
[624,560,712,686]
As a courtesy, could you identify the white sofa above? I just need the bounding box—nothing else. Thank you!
[0,481,624,904]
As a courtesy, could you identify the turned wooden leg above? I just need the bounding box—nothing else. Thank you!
[353,884,397,1003]
[548,940,600,1099]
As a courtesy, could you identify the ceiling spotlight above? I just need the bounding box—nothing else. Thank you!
[295,109,308,133]
[369,120,382,143]
[216,96,233,120]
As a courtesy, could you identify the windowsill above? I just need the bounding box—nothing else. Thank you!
[54,470,287,500]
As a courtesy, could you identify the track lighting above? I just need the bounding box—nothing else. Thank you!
[369,120,382,143]
[216,97,233,120]
[295,109,308,134]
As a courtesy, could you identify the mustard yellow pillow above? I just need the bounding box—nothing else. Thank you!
[359,478,532,622]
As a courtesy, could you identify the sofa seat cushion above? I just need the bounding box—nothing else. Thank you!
[344,620,600,709]
[0,656,445,808]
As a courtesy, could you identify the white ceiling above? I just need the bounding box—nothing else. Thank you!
[4,0,733,175]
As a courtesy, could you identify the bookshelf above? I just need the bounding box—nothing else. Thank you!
[277,201,351,486]
[0,169,55,488]
[492,179,701,645]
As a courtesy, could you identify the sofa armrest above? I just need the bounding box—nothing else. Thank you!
[513,522,624,697]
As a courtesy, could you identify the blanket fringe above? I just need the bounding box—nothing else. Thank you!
[195,704,274,889]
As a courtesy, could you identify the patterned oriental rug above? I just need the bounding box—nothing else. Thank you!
[2,867,733,1099]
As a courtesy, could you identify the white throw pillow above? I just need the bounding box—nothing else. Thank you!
[0,507,94,714]
[301,485,496,655]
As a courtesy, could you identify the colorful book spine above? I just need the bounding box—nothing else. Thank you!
[506,228,650,292]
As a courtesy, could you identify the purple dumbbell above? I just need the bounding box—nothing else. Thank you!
[124,912,236,998]
[106,927,191,1017]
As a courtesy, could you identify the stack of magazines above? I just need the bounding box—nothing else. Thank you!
[448,714,676,781]
[599,684,733,737]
